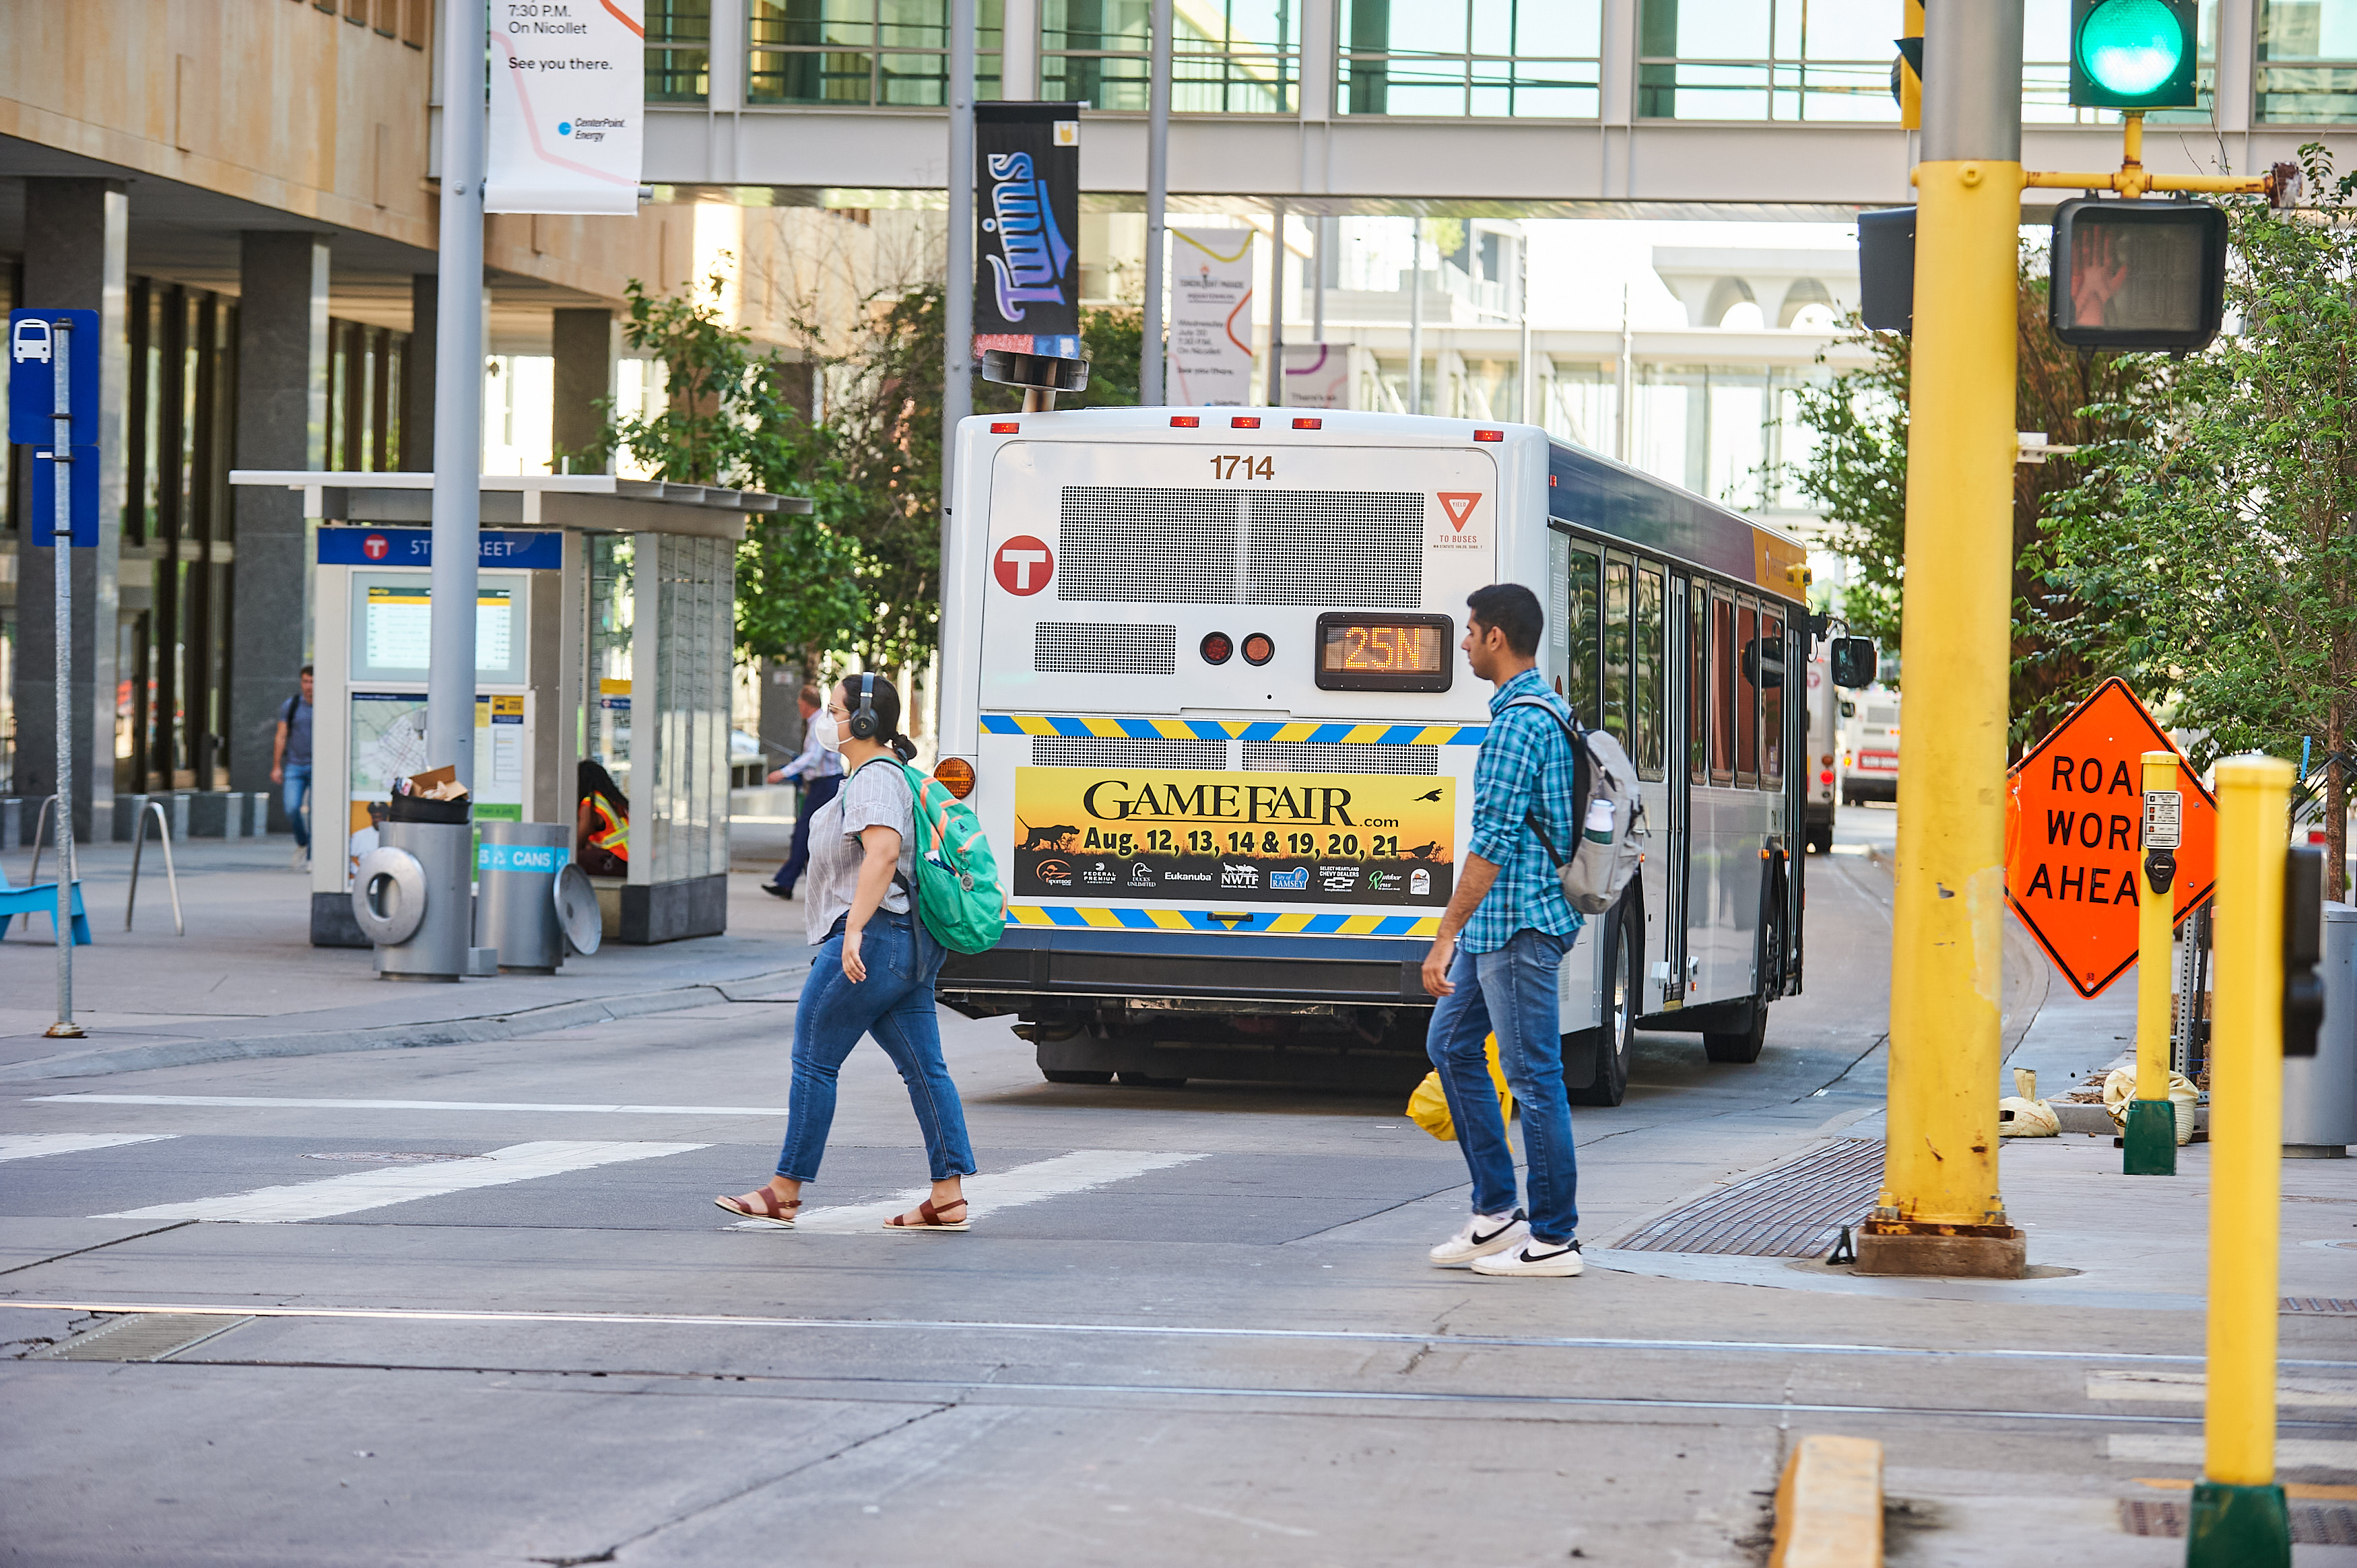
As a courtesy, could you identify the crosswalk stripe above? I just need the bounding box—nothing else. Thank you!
[2109,1435,2357,1467]
[2088,1370,2357,1408]
[34,1094,787,1116]
[94,1140,707,1223]
[0,1133,177,1162]
[751,1149,1211,1234]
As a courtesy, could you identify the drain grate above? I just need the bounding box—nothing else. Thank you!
[2120,1497,2357,1545]
[2283,1297,2357,1315]
[31,1313,253,1362]
[1616,1137,1886,1258]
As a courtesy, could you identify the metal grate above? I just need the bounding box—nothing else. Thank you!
[32,1313,255,1362]
[2282,1297,2357,1314]
[1615,1136,1886,1258]
[1035,621,1177,675]
[1059,487,1240,603]
[2119,1498,2357,1546]
[1242,741,1440,776]
[1031,735,1229,771]
[1244,490,1424,607]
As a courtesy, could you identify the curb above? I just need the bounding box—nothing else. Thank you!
[0,965,812,1084]
[1770,1433,1884,1567]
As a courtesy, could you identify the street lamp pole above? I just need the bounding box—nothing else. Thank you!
[1140,0,1171,405]
[428,0,486,796]
[944,0,974,520]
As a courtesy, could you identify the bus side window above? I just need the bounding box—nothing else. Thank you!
[1634,565,1665,781]
[1735,600,1759,784]
[1711,594,1735,782]
[1602,557,1631,751]
[1761,611,1784,782]
[1568,547,1601,728]
[1688,582,1708,785]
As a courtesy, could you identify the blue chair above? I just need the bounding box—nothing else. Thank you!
[0,858,90,945]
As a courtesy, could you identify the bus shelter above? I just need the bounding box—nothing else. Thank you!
[228,471,805,947]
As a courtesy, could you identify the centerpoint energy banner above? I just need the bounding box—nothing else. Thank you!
[1011,767,1455,908]
[974,104,1082,361]
[1171,228,1256,407]
[487,0,644,215]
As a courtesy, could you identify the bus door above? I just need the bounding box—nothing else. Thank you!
[1686,583,1749,1004]
[1599,550,1675,1015]
[1547,527,1605,1033]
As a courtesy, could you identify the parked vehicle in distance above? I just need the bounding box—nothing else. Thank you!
[1843,687,1899,806]
[1802,636,1840,854]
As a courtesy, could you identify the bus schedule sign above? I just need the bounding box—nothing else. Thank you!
[1011,766,1454,908]
[2004,677,2215,998]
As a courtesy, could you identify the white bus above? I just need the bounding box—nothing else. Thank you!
[931,408,1834,1102]
[1803,636,1841,854]
[1843,686,1900,806]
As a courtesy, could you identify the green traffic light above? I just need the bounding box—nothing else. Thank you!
[2078,0,2187,97]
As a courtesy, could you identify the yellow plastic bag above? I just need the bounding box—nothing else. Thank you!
[1406,1033,1516,1143]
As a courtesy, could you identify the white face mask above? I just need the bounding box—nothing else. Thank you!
[811,708,842,754]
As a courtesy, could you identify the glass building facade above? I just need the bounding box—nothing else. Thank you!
[1040,0,1298,113]
[1339,0,1600,117]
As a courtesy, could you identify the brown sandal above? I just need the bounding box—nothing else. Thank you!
[715,1188,801,1227]
[882,1196,970,1232]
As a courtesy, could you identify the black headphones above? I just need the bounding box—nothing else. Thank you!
[847,673,882,741]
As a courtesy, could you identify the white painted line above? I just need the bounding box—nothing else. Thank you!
[93,1140,707,1223]
[34,1094,788,1116]
[0,1133,177,1162]
[2089,1371,2357,1408]
[758,1149,1211,1234]
[2108,1435,2357,1467]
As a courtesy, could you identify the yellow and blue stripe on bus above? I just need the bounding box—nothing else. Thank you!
[1009,905,1441,937]
[981,714,1486,746]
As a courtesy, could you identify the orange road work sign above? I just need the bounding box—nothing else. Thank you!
[2005,677,2216,998]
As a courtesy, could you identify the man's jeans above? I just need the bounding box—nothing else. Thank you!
[1426,927,1581,1244]
[281,764,312,851]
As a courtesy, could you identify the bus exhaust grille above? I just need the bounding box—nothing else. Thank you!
[1244,491,1424,608]
[1031,736,1230,771]
[1242,741,1439,776]
[1059,488,1240,602]
[1034,621,1177,675]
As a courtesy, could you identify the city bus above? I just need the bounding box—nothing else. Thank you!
[931,408,1820,1103]
[1803,637,1840,854]
[1843,687,1900,805]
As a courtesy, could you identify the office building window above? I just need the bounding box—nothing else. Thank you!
[749,0,1003,106]
[2259,0,2357,122]
[649,0,712,102]
[1637,0,1897,121]
[1041,1,1296,113]
[1340,0,1599,117]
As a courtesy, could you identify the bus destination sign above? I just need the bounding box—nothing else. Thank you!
[1011,765,1455,908]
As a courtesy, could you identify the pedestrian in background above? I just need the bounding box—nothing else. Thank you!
[763,682,846,900]
[719,673,977,1232]
[1420,583,1589,1278]
[270,664,314,871]
[575,760,629,878]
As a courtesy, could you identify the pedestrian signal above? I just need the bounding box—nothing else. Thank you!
[2070,0,2199,109]
[2048,197,2227,354]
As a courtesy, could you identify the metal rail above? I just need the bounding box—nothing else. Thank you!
[125,798,183,936]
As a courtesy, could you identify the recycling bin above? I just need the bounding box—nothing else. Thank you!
[354,797,473,981]
[475,819,571,973]
[2285,901,2356,1157]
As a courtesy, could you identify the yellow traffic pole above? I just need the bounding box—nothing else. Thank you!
[2189,755,2293,1566]
[2127,751,2181,1175]
[1858,0,2025,1279]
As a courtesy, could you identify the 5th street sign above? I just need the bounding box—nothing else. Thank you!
[2005,677,2216,998]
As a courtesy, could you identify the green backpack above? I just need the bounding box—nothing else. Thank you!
[896,761,1007,954]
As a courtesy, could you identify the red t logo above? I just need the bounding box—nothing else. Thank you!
[362,533,391,561]
[993,535,1054,595]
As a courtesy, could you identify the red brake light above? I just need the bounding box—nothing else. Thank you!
[1170,415,1200,428]
[934,757,976,799]
[1199,632,1233,665]
[1292,417,1321,430]
[1230,415,1260,429]
[989,421,1019,434]
[1474,428,1504,442]
[1820,770,1835,786]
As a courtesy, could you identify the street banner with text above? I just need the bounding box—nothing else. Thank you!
[1170,228,1256,407]
[973,104,1083,362]
[487,0,644,215]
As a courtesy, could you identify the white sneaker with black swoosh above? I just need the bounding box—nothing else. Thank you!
[1428,1211,1527,1268]
[1471,1238,1583,1277]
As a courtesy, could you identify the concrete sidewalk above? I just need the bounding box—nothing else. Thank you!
[0,824,816,1083]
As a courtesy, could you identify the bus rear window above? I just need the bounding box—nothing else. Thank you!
[1736,602,1759,780]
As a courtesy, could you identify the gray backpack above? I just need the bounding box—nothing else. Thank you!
[1508,699,1648,916]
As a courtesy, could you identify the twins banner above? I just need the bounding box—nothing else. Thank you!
[974,103,1083,362]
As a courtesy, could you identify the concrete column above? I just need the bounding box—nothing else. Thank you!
[550,307,616,473]
[11,178,127,843]
[2214,0,2255,149]
[228,232,331,817]
[402,273,436,471]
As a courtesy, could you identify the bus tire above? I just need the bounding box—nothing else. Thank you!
[1042,1069,1115,1085]
[1806,824,1833,856]
[1704,858,1783,1064]
[1702,1007,1768,1064]
[1117,1071,1189,1089]
[1566,897,1638,1107]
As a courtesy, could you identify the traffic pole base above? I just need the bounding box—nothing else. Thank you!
[1853,1224,2026,1279]
[2124,1097,2178,1175]
[2186,1480,2290,1568]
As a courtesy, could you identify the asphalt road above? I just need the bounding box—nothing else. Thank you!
[3,805,2348,1566]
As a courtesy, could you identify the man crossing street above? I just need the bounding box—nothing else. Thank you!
[763,683,846,899]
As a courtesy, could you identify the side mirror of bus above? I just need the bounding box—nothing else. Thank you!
[1830,637,1876,689]
[1742,639,1785,689]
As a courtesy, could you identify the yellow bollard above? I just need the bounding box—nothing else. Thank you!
[2127,751,2181,1174]
[2188,754,2293,1567]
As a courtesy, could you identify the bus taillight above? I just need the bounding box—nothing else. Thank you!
[1170,415,1200,428]
[1231,415,1260,429]
[1474,428,1504,442]
[1293,417,1321,430]
[934,757,976,799]
[1242,633,1274,667]
[1199,632,1233,665]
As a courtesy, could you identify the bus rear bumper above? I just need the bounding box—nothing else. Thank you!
[938,926,1434,1014]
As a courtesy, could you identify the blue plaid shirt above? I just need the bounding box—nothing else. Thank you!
[1459,667,1586,955]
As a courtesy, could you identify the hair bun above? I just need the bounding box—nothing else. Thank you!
[890,735,917,762]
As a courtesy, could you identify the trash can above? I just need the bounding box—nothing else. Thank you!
[475,820,570,974]
[354,794,472,981]
[2285,901,2357,1157]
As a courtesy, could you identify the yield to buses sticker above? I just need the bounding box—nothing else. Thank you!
[1011,765,1455,908]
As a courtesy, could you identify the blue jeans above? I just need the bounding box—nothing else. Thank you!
[772,772,839,894]
[1426,926,1581,1245]
[775,908,976,1184]
[281,763,312,850]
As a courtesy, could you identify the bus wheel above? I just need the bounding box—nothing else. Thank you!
[1567,899,1637,1107]
[1042,1070,1115,1085]
[1117,1071,1189,1089]
[1807,825,1833,855]
[1702,1006,1768,1064]
[1704,861,1782,1064]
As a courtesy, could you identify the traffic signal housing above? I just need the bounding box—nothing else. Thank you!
[2071,0,2199,110]
[2049,197,2227,353]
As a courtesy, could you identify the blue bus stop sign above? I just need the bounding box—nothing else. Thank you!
[9,308,102,448]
